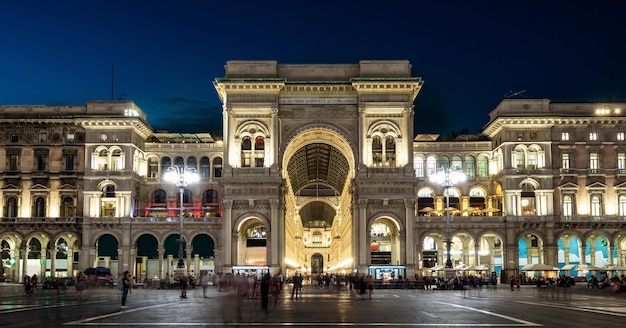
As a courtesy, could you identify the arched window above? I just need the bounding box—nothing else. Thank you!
[451,155,462,171]
[527,147,538,169]
[62,197,74,217]
[255,137,265,167]
[103,185,116,198]
[200,157,210,178]
[241,137,252,167]
[464,155,476,178]
[426,156,437,176]
[202,189,219,204]
[152,189,167,204]
[6,197,18,217]
[372,136,383,166]
[202,189,220,218]
[439,156,450,169]
[98,149,108,171]
[520,183,536,216]
[591,195,602,216]
[160,157,171,178]
[148,157,158,178]
[213,157,222,177]
[469,188,485,211]
[417,188,435,214]
[385,136,396,167]
[239,134,266,168]
[188,156,197,171]
[477,155,489,177]
[174,156,184,168]
[28,239,42,259]
[514,146,525,169]
[111,149,122,171]
[414,155,424,177]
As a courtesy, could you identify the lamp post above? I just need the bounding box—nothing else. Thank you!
[430,167,466,268]
[164,165,199,269]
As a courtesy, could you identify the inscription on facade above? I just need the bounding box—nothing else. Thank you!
[279,98,357,105]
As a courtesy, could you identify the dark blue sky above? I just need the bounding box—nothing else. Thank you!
[2,1,625,137]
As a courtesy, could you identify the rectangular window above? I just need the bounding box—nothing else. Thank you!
[589,153,599,171]
[10,134,18,142]
[8,154,19,171]
[618,153,626,173]
[618,132,625,141]
[561,132,569,141]
[589,132,597,141]
[36,154,48,171]
[64,154,75,171]
[562,153,570,170]
[590,195,602,216]
[66,133,75,143]
[619,195,626,216]
[39,132,47,143]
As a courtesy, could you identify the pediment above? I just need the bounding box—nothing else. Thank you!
[59,184,78,191]
[30,184,50,190]
[1,184,20,190]
[558,182,579,189]
[586,182,608,190]
[614,181,626,190]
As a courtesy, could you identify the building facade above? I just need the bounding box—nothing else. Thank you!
[1,60,625,283]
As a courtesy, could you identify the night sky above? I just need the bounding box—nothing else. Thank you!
[2,1,625,137]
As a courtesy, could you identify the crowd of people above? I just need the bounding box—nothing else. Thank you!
[19,268,626,313]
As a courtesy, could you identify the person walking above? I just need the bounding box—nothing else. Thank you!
[201,272,209,298]
[291,273,302,300]
[260,272,270,310]
[179,274,188,299]
[75,272,86,299]
[120,271,131,309]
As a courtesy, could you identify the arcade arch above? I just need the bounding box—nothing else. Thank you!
[281,127,356,275]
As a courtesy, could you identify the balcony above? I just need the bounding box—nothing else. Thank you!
[0,217,79,223]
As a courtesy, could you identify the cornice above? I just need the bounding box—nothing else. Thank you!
[214,81,285,102]
[77,119,153,139]
[352,80,423,101]
[483,116,626,138]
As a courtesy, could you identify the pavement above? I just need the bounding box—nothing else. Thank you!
[1,281,625,327]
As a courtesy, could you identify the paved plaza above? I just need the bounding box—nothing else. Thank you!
[1,282,625,327]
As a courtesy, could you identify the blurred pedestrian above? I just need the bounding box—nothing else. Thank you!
[179,274,188,299]
[120,271,131,309]
[260,272,270,310]
[75,272,86,299]
[201,272,209,298]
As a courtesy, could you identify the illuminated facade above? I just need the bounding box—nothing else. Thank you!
[1,61,626,283]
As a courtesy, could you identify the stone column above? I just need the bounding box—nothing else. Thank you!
[222,200,233,272]
[404,199,415,277]
[474,244,480,266]
[158,247,165,279]
[270,199,281,274]
[357,199,368,273]
[21,247,28,283]
[186,244,193,276]
[50,249,57,278]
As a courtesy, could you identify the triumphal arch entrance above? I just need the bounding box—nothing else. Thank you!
[214,60,423,278]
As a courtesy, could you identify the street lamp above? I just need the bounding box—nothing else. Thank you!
[430,167,466,268]
[164,165,199,269]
